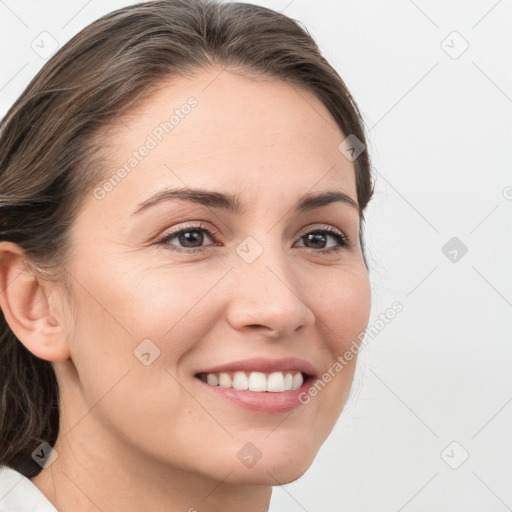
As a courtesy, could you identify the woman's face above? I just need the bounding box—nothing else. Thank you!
[58,68,371,484]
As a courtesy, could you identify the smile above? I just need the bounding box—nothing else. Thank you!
[195,370,305,392]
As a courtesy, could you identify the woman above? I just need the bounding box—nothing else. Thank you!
[0,0,374,509]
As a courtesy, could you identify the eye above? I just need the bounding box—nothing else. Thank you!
[156,222,219,253]
[294,226,350,254]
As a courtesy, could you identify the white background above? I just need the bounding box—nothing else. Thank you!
[1,1,511,510]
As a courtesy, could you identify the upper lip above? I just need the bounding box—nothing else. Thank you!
[195,357,317,377]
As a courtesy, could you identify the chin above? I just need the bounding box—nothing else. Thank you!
[219,461,313,486]
[202,444,317,486]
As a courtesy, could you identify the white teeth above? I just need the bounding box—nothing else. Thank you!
[284,373,293,391]
[248,371,267,392]
[292,372,303,390]
[200,370,305,392]
[232,371,249,390]
[218,372,232,388]
[267,372,285,392]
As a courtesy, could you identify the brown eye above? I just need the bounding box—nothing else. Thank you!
[169,229,208,248]
[294,227,349,254]
[157,222,218,253]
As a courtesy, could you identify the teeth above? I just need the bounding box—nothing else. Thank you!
[284,373,293,391]
[218,373,232,388]
[206,374,219,386]
[199,370,305,392]
[248,371,267,392]
[292,372,303,390]
[232,371,249,390]
[267,372,285,392]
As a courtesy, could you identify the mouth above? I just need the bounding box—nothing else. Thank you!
[192,357,316,414]
[194,370,310,392]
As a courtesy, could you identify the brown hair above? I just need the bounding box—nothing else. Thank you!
[0,0,374,477]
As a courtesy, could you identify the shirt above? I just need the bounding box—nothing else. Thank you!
[0,465,57,511]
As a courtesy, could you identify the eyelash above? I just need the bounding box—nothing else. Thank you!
[156,222,351,255]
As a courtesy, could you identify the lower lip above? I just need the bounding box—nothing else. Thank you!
[195,376,313,414]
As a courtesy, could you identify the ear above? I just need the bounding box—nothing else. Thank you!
[0,241,71,362]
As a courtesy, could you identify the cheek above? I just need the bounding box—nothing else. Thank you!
[63,259,230,407]
[303,267,370,418]
[313,267,371,350]
[69,256,228,348]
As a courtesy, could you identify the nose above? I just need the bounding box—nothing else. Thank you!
[225,245,315,338]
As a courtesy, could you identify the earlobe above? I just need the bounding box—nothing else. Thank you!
[0,241,71,362]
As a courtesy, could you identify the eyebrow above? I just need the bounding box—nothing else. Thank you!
[131,187,360,216]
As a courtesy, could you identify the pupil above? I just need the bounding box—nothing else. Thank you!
[180,230,203,248]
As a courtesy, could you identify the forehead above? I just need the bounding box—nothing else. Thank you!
[83,68,357,223]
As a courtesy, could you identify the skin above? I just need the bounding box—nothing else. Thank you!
[0,68,371,511]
